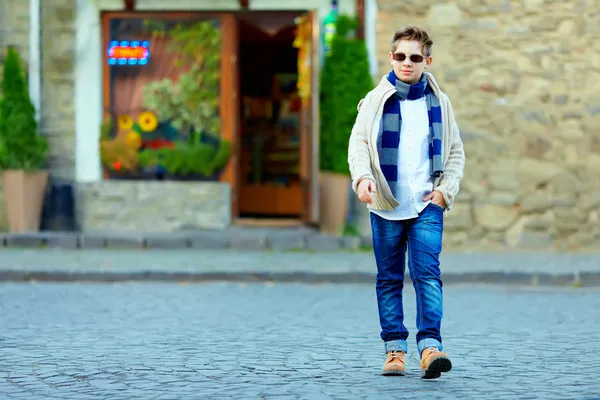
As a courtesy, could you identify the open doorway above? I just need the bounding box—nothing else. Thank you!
[236,12,305,221]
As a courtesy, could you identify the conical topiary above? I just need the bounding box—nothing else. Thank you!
[0,46,48,170]
[319,15,373,175]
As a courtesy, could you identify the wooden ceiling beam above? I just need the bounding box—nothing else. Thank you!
[124,0,135,11]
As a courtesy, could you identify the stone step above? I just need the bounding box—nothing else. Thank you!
[0,229,372,252]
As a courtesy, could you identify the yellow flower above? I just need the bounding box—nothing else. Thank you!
[138,111,158,132]
[124,131,142,150]
[117,114,134,130]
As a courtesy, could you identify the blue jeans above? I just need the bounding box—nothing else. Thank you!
[370,203,444,356]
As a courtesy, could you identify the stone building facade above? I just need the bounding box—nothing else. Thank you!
[1,0,599,250]
[361,0,600,251]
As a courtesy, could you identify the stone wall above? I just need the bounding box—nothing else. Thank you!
[40,0,77,182]
[77,181,232,232]
[371,0,600,250]
[0,0,30,59]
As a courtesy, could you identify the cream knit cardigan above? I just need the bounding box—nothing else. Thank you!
[348,72,465,212]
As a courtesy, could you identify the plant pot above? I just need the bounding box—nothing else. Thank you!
[319,171,350,235]
[2,170,49,233]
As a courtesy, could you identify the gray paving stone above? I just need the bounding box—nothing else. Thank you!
[267,231,306,251]
[44,233,80,249]
[0,233,80,249]
[342,236,361,250]
[105,234,145,249]
[307,234,342,251]
[188,231,230,249]
[361,235,374,248]
[4,233,45,247]
[231,231,267,250]
[78,233,106,249]
[144,234,190,249]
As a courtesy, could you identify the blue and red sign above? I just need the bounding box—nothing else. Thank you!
[107,40,150,65]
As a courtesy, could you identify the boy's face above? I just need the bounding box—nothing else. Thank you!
[388,40,432,85]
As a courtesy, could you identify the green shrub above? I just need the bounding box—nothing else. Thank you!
[138,139,231,177]
[0,47,48,170]
[319,15,373,175]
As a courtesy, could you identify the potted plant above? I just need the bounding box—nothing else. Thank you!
[319,16,373,235]
[0,47,49,233]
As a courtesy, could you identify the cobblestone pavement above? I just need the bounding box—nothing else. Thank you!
[2,282,600,399]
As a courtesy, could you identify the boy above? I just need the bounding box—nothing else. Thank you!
[348,26,465,379]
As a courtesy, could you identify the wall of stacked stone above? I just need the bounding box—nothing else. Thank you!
[40,0,77,183]
[76,181,232,232]
[368,0,600,251]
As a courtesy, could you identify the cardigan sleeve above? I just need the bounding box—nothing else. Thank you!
[435,96,465,211]
[348,95,376,193]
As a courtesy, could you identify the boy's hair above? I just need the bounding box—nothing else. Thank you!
[391,26,433,56]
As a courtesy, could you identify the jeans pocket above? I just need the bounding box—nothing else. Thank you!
[429,202,445,211]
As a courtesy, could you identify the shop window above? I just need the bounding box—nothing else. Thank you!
[100,15,231,181]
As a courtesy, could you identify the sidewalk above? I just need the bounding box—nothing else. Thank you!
[1,247,599,286]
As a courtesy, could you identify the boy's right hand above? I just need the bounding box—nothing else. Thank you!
[357,179,376,204]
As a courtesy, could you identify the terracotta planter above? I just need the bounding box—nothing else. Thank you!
[2,170,49,233]
[319,171,350,235]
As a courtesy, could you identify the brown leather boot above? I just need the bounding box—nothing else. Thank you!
[420,347,452,379]
[382,350,406,376]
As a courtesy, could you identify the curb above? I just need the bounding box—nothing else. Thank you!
[0,231,369,252]
[0,270,597,287]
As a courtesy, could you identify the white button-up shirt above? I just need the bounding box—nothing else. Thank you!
[370,97,433,221]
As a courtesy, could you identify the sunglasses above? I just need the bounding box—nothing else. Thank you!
[392,52,425,63]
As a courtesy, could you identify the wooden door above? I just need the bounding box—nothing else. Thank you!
[298,10,320,225]
[219,14,240,220]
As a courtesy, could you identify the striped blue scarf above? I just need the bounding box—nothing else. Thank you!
[377,70,443,198]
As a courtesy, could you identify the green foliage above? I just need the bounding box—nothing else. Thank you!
[0,47,48,170]
[138,139,231,177]
[210,139,232,172]
[142,21,221,136]
[319,16,373,175]
[342,222,360,237]
[100,116,112,140]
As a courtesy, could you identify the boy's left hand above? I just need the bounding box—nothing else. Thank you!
[357,98,365,112]
[423,190,447,209]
